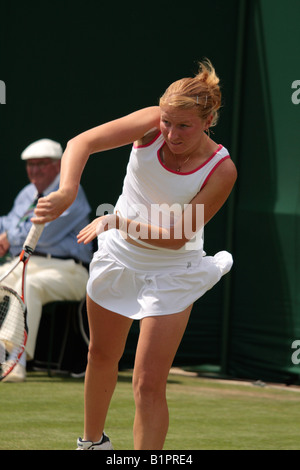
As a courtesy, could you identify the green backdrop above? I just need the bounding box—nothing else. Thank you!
[1,0,299,383]
[227,0,300,383]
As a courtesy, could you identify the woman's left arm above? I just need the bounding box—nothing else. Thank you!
[78,159,237,249]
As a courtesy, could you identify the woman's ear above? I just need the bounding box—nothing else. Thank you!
[204,113,213,130]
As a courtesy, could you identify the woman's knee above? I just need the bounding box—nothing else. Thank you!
[133,371,167,406]
[86,299,132,368]
[87,342,121,369]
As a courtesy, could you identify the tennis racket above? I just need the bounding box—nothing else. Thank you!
[0,223,44,380]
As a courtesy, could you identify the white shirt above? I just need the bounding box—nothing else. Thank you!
[115,132,230,252]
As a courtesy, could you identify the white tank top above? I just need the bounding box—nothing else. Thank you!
[115,132,230,252]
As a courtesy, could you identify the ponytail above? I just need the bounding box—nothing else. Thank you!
[159,59,222,128]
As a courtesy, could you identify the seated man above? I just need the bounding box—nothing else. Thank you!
[0,138,92,382]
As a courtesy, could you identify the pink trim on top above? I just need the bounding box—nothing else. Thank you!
[201,155,231,188]
[157,143,224,175]
[133,131,162,148]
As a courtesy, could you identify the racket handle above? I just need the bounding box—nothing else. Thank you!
[23,223,45,255]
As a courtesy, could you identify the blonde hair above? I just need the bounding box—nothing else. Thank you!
[159,59,221,128]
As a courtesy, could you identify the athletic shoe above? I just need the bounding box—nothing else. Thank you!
[70,370,86,379]
[76,433,113,450]
[2,363,26,383]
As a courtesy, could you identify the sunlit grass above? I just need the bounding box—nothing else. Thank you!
[1,370,299,450]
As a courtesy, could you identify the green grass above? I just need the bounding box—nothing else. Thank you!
[1,370,300,450]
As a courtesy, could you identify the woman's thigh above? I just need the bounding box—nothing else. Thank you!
[86,295,133,363]
[133,306,193,387]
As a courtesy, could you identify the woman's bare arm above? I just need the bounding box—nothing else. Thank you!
[77,158,237,250]
[32,107,161,224]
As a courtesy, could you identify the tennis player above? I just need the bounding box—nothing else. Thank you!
[33,59,237,450]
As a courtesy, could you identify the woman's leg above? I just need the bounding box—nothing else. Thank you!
[132,305,193,450]
[83,295,133,442]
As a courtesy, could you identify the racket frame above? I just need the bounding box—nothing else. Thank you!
[0,223,44,380]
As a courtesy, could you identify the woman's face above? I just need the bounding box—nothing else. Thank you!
[160,105,208,156]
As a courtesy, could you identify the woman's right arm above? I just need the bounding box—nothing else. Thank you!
[32,106,161,224]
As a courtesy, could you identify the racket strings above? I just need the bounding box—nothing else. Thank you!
[0,287,26,377]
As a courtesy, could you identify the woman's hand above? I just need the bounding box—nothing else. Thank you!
[77,214,119,244]
[31,188,77,224]
[0,232,10,257]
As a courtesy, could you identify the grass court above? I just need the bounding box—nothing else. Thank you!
[1,369,299,450]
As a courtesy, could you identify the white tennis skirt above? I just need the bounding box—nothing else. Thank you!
[87,230,233,320]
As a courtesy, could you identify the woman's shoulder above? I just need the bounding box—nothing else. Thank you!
[134,128,162,148]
